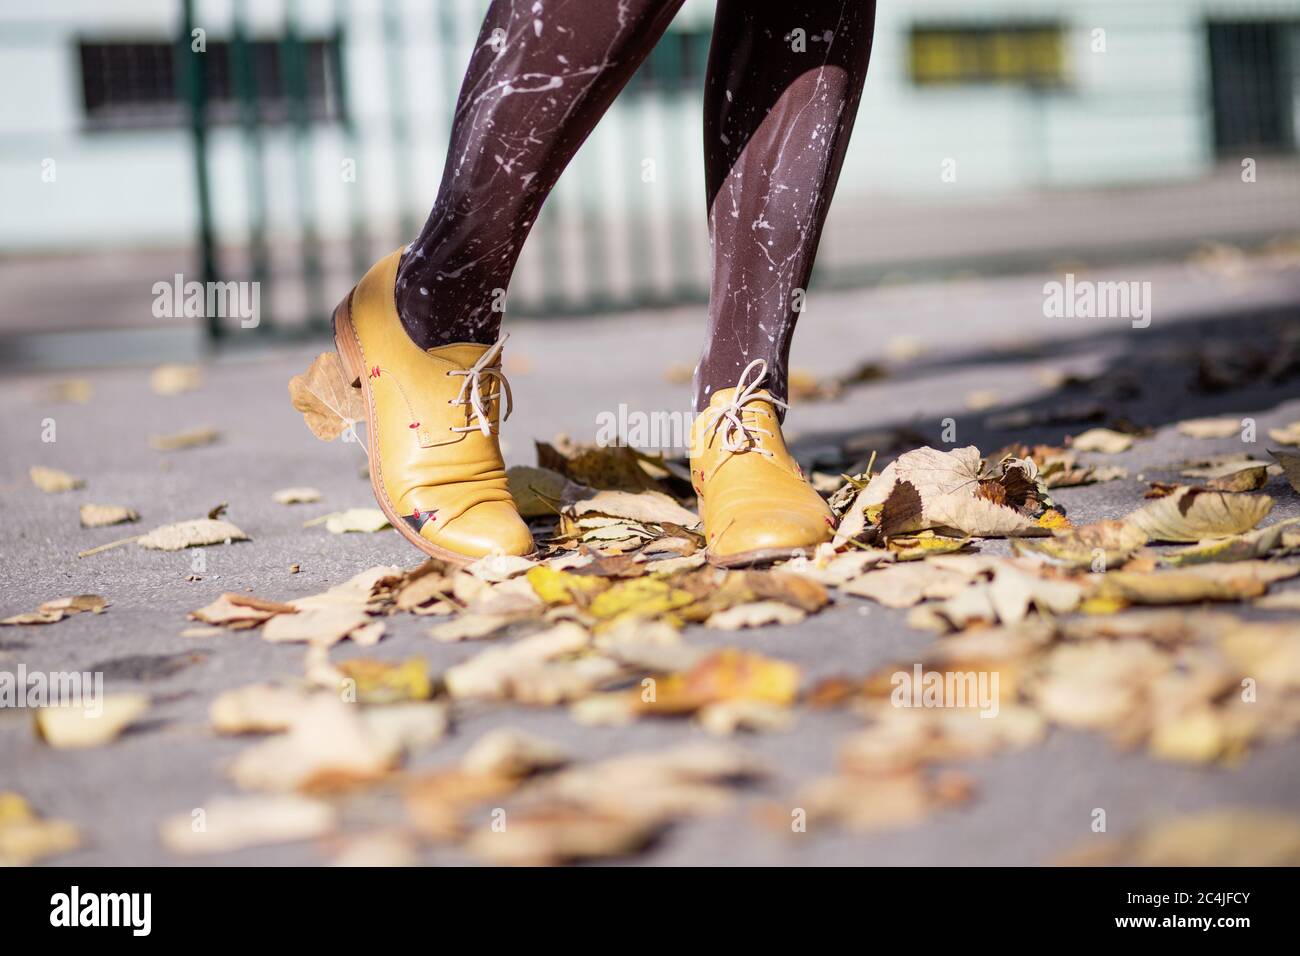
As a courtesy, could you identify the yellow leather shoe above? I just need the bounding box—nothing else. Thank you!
[690,360,835,567]
[333,250,534,563]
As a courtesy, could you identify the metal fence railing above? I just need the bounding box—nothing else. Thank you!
[155,0,1300,342]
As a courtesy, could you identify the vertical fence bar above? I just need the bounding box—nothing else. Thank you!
[283,0,326,330]
[178,0,221,341]
[333,0,371,280]
[626,92,656,307]
[657,32,697,301]
[382,0,417,241]
[231,0,272,333]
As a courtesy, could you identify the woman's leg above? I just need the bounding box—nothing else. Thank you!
[695,0,876,412]
[396,0,685,348]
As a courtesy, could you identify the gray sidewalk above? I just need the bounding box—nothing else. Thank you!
[2,257,1299,865]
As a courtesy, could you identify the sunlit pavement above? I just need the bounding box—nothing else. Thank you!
[3,259,1299,864]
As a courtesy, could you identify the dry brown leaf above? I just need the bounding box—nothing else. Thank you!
[261,606,371,646]
[443,622,591,699]
[149,425,221,451]
[138,518,248,551]
[705,601,806,630]
[272,486,322,504]
[506,465,578,518]
[1029,641,1170,729]
[1013,520,1148,569]
[1070,427,1134,453]
[1059,810,1300,866]
[0,792,81,865]
[1123,486,1273,542]
[792,769,974,834]
[1270,448,1300,492]
[315,508,390,534]
[465,804,658,866]
[210,684,316,734]
[149,363,202,396]
[78,503,139,528]
[1160,518,1299,566]
[838,562,977,608]
[1175,417,1242,439]
[160,795,337,855]
[461,729,570,779]
[189,592,296,629]
[30,465,84,493]
[35,694,149,748]
[1267,421,1300,445]
[566,489,699,527]
[289,351,367,441]
[837,446,1045,541]
[2,594,108,626]
[228,694,402,792]
[335,657,431,704]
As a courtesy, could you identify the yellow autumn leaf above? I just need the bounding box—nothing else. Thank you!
[526,565,610,606]
[588,577,695,622]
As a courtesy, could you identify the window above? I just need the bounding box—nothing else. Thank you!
[1207,21,1297,154]
[627,27,712,96]
[78,37,343,128]
[909,24,1066,88]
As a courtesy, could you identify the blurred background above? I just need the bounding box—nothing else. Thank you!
[2,0,1299,365]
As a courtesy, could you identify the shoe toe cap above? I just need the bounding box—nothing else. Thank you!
[425,500,534,558]
[709,507,832,558]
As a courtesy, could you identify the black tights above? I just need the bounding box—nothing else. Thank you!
[395,0,875,411]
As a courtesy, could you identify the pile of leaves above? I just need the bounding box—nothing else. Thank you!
[9,353,1300,866]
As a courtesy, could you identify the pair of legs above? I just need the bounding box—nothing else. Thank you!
[395,0,876,412]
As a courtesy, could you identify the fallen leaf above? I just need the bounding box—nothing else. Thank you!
[210,684,316,734]
[1267,422,1300,445]
[30,465,84,493]
[2,594,109,626]
[149,363,202,396]
[189,592,295,629]
[837,446,1047,541]
[1059,810,1300,866]
[838,562,976,608]
[138,518,248,550]
[1070,428,1134,453]
[1123,487,1272,542]
[1013,520,1148,569]
[228,694,402,791]
[289,352,367,441]
[461,729,569,779]
[46,378,93,404]
[443,622,592,700]
[272,486,322,505]
[705,601,806,630]
[318,508,390,534]
[261,606,371,646]
[79,503,139,528]
[1271,449,1300,492]
[336,657,431,704]
[641,649,800,715]
[35,694,149,748]
[1161,518,1299,566]
[1176,417,1242,439]
[566,489,699,528]
[149,425,221,451]
[160,795,336,855]
[0,793,81,865]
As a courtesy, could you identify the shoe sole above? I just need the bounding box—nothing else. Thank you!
[332,290,533,567]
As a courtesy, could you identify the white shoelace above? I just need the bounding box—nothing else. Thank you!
[447,335,514,436]
[701,358,788,458]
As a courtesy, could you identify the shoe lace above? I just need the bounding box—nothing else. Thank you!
[447,334,514,436]
[700,358,787,458]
